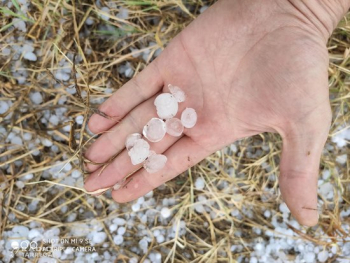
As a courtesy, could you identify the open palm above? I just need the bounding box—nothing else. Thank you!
[84,0,334,226]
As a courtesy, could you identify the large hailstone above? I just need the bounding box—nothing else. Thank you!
[168,84,186,102]
[181,108,197,128]
[143,118,166,142]
[154,93,178,119]
[143,151,167,173]
[165,118,184,137]
[128,139,150,165]
[125,133,142,151]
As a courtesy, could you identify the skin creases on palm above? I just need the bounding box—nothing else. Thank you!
[84,0,332,226]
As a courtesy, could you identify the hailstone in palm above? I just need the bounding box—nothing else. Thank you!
[124,85,196,173]
[181,108,197,128]
[143,118,166,142]
[125,133,142,151]
[143,151,167,173]
[168,84,186,102]
[165,118,184,137]
[127,138,150,165]
[154,93,178,119]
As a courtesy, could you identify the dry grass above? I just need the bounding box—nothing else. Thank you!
[0,0,349,262]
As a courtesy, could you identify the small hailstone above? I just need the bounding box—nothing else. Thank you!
[41,138,53,147]
[85,17,94,25]
[318,251,329,262]
[143,152,167,173]
[75,115,84,125]
[23,173,33,181]
[128,139,150,165]
[154,93,178,119]
[181,108,197,128]
[336,154,347,164]
[304,252,315,263]
[63,162,72,172]
[125,133,142,151]
[263,210,271,218]
[11,136,23,145]
[71,170,81,178]
[117,226,126,236]
[160,207,171,218]
[165,118,184,137]
[113,235,123,245]
[55,71,70,81]
[117,7,129,19]
[109,224,118,232]
[64,247,74,254]
[143,118,166,142]
[194,203,205,213]
[13,225,29,237]
[92,232,107,244]
[156,235,165,243]
[100,7,110,21]
[23,52,37,61]
[13,18,26,32]
[49,115,59,126]
[319,182,333,197]
[137,196,145,204]
[15,181,25,189]
[279,203,290,214]
[194,177,205,190]
[113,218,126,225]
[131,203,140,212]
[168,84,186,102]
[23,132,32,141]
[28,229,42,240]
[22,44,34,53]
[30,92,43,104]
[2,48,11,56]
[0,101,9,114]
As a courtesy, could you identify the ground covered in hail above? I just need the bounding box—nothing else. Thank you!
[0,0,350,262]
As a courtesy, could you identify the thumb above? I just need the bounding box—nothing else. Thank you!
[278,107,331,226]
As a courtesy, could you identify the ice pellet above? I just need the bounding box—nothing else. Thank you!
[143,118,166,142]
[154,93,178,119]
[181,108,197,128]
[143,151,167,173]
[125,133,142,151]
[128,139,150,165]
[165,118,184,137]
[168,84,186,102]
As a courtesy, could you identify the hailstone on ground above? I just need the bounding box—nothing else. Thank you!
[127,139,150,165]
[143,151,167,173]
[143,118,166,142]
[181,108,197,128]
[154,93,178,119]
[125,133,142,151]
[165,118,184,137]
[168,84,186,102]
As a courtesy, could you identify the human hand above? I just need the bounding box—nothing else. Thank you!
[84,0,349,226]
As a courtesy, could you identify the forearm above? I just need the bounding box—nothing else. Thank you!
[286,0,350,39]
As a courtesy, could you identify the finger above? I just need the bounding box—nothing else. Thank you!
[84,134,180,193]
[278,107,331,226]
[88,60,163,134]
[85,94,158,172]
[111,136,212,203]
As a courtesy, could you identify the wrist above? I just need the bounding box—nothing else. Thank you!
[286,0,350,39]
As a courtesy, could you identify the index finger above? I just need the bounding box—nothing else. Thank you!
[88,60,164,134]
